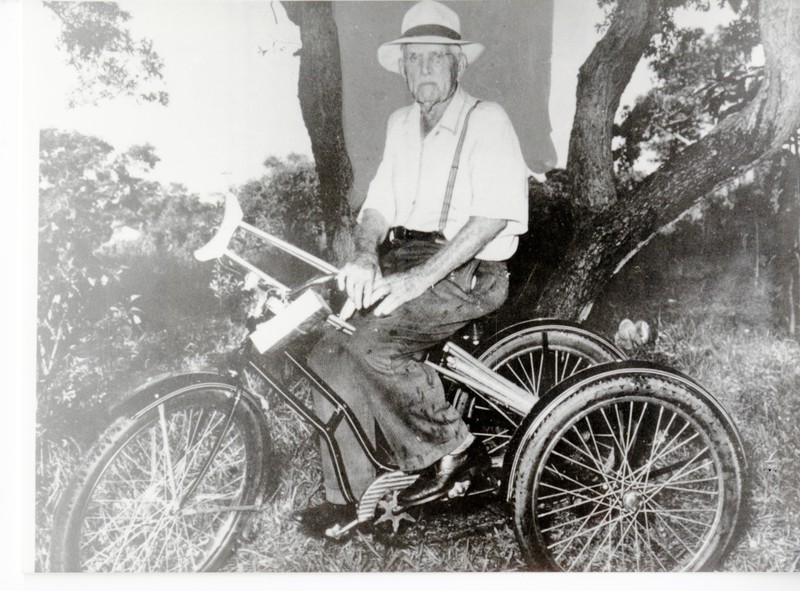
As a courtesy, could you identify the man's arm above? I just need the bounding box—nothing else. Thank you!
[338,208,390,311]
[369,216,507,316]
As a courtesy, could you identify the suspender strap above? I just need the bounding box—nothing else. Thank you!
[438,100,481,233]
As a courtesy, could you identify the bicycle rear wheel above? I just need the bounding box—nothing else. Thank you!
[513,367,744,571]
[452,323,623,469]
[50,381,271,572]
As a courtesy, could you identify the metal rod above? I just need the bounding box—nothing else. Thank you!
[239,220,339,274]
[446,357,534,416]
[223,249,289,292]
[429,361,520,428]
[444,341,535,398]
[439,342,535,416]
[426,360,532,418]
[326,314,355,335]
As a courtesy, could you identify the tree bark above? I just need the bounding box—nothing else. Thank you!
[535,0,800,320]
[282,1,353,254]
[566,0,662,208]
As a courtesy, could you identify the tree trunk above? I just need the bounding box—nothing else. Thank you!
[282,1,353,255]
[533,0,800,321]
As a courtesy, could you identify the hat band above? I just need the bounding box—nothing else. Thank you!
[401,24,461,41]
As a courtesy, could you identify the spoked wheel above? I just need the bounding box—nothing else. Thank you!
[452,323,624,471]
[513,366,744,571]
[50,382,272,572]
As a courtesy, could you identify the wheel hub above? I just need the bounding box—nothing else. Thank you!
[622,490,643,513]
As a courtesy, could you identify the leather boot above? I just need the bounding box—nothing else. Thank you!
[397,439,490,506]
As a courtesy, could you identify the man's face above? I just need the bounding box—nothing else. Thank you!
[401,44,465,107]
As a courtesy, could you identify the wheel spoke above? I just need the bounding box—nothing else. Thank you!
[580,416,618,489]
[71,391,257,572]
[564,425,618,488]
[538,487,620,530]
[538,477,609,501]
[600,507,641,571]
[641,507,714,532]
[158,404,179,500]
[504,361,535,397]
[548,448,622,483]
[524,380,741,573]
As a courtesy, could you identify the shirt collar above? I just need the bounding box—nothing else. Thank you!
[404,86,471,135]
[437,86,468,134]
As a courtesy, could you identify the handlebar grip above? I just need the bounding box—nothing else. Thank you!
[194,194,244,261]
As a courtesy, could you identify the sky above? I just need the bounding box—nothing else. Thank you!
[34,0,735,198]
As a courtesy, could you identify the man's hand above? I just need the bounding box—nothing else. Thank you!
[337,251,382,311]
[370,270,431,316]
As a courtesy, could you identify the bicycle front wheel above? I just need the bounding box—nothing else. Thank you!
[50,381,271,572]
[513,367,744,571]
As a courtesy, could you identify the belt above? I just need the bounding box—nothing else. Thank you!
[387,226,446,245]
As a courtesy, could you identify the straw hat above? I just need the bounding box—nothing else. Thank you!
[377,1,485,74]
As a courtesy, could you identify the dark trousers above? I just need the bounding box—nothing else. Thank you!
[307,240,508,504]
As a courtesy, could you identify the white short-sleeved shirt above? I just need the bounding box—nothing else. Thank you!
[358,86,529,261]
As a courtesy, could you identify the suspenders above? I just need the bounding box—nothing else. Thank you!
[437,100,482,233]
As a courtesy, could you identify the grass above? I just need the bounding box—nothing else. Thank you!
[35,251,800,572]
[646,318,800,571]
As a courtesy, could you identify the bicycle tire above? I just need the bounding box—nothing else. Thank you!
[452,324,623,471]
[50,381,271,572]
[512,366,744,571]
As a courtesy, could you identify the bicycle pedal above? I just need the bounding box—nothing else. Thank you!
[325,518,359,540]
[447,479,472,498]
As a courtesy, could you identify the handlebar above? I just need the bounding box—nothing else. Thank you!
[194,193,355,334]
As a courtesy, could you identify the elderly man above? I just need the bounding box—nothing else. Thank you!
[293,0,529,535]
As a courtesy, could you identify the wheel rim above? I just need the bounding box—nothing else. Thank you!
[531,396,724,572]
[77,398,251,572]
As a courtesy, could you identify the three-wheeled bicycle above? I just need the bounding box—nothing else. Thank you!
[50,194,746,572]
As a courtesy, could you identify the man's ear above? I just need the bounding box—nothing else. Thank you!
[399,59,407,80]
[456,52,467,80]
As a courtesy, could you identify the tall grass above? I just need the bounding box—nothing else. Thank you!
[649,318,800,571]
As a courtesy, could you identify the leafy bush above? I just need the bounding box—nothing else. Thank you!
[35,135,328,438]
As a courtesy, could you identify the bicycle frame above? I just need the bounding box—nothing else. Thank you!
[242,347,396,505]
[196,194,537,504]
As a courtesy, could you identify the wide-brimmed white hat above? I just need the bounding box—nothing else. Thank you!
[378,1,485,74]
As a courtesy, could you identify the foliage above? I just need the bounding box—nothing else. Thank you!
[38,129,156,384]
[44,1,168,107]
[37,129,217,435]
[613,1,761,183]
[236,154,324,255]
[37,130,327,438]
[35,140,334,568]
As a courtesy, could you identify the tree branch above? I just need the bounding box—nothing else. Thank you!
[536,0,800,320]
[566,0,662,208]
